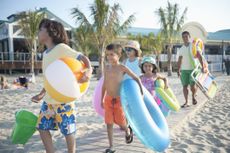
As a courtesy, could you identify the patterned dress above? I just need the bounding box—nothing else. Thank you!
[141,75,170,117]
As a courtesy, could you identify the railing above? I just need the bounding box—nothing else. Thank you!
[208,63,222,72]
[205,55,223,63]
[0,52,225,72]
[159,54,178,62]
[159,54,224,62]
[0,52,43,62]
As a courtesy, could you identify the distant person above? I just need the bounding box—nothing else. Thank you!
[224,58,230,75]
[13,76,29,88]
[0,76,10,90]
[177,31,206,108]
[15,49,20,60]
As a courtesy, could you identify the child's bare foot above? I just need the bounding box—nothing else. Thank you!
[125,126,133,144]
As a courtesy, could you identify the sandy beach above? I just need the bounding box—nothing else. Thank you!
[0,73,229,153]
[166,78,230,153]
[0,75,106,153]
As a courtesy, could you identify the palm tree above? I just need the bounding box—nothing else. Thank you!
[71,0,135,77]
[73,25,93,56]
[153,33,164,66]
[156,1,187,76]
[127,33,163,58]
[18,10,44,82]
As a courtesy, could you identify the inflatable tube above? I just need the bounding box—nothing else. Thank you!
[154,94,170,117]
[191,38,209,72]
[120,79,170,152]
[92,77,105,117]
[192,38,204,57]
[44,57,89,103]
[155,79,180,112]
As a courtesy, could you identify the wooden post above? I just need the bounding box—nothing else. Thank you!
[8,24,14,61]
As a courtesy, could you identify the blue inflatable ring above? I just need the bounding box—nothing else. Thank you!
[120,79,170,152]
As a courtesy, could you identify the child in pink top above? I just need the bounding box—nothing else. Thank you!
[140,56,170,116]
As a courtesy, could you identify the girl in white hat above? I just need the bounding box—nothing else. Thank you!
[123,40,142,80]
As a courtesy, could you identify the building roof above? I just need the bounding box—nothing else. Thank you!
[207,29,230,41]
[39,7,73,29]
[125,26,230,42]
[0,7,73,29]
[125,27,160,36]
[0,20,9,25]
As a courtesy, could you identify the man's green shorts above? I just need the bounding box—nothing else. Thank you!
[180,70,195,86]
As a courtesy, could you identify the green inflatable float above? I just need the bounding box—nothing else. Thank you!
[155,79,180,112]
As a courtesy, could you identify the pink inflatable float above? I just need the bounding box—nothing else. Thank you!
[92,77,105,117]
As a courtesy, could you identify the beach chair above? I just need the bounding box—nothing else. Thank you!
[191,65,218,99]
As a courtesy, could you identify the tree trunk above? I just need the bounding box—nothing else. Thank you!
[30,39,36,83]
[156,54,160,70]
[167,44,173,76]
[96,44,105,80]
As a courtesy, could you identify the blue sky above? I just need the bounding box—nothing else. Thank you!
[0,0,229,32]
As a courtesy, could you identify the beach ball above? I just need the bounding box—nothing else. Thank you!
[192,38,204,57]
[155,79,165,88]
[44,57,89,103]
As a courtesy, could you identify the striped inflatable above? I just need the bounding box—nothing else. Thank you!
[44,57,89,103]
[155,79,180,112]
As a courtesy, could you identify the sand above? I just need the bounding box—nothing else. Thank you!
[0,73,229,153]
[0,75,104,153]
[166,78,230,153]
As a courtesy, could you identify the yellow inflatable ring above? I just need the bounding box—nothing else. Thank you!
[155,79,180,112]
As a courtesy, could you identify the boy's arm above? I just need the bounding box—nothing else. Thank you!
[101,79,106,108]
[122,65,143,95]
[101,67,107,108]
[77,54,93,83]
[31,88,46,103]
[40,88,46,96]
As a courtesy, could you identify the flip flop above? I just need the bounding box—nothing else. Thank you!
[192,98,197,105]
[105,148,116,153]
[181,103,190,108]
[126,126,133,144]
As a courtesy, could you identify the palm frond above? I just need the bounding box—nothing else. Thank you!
[177,7,188,32]
[71,7,91,27]
[18,10,44,51]
[117,14,135,34]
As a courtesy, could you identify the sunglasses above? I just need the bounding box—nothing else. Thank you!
[125,47,135,52]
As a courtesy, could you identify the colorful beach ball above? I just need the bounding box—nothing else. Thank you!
[192,38,204,57]
[44,57,89,103]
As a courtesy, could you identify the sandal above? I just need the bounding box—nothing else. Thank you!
[105,148,116,153]
[181,103,190,108]
[125,126,133,144]
[192,98,197,105]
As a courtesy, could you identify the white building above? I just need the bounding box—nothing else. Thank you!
[0,7,74,73]
[0,7,229,73]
